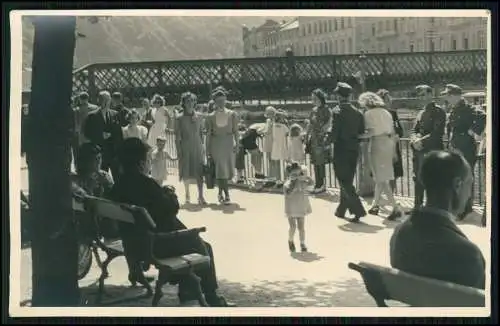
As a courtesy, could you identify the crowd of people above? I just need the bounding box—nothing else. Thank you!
[21,79,487,306]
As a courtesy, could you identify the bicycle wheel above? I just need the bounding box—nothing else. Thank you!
[77,241,93,281]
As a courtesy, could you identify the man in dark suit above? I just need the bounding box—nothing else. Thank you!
[410,85,447,209]
[72,92,99,163]
[442,84,486,219]
[390,150,485,289]
[111,91,131,127]
[83,91,124,181]
[330,82,367,223]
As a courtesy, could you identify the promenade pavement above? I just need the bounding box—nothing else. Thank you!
[17,167,488,308]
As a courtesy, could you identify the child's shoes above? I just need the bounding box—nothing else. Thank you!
[288,241,296,253]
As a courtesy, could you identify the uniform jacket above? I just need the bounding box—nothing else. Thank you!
[330,102,365,152]
[411,102,447,152]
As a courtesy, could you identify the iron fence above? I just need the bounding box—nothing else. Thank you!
[162,134,486,207]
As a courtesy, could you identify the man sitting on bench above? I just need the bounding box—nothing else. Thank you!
[390,150,486,289]
[109,138,235,307]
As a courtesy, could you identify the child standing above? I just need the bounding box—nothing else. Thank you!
[151,136,176,186]
[284,162,314,253]
[288,123,306,164]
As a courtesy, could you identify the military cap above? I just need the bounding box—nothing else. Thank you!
[376,89,390,98]
[333,82,353,97]
[111,91,123,99]
[415,84,433,96]
[440,84,463,96]
[211,88,227,98]
[156,135,167,142]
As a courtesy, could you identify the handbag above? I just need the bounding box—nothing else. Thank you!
[204,157,216,189]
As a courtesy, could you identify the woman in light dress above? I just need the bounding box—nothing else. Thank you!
[147,94,170,148]
[174,92,207,205]
[359,92,402,220]
[206,88,239,205]
[122,109,148,143]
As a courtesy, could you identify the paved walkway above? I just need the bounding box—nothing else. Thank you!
[18,173,488,307]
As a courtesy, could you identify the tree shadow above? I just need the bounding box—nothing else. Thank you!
[337,221,385,234]
[290,251,324,263]
[381,218,402,229]
[208,203,246,215]
[73,277,382,307]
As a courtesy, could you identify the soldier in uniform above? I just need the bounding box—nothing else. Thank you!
[330,82,367,223]
[410,85,447,210]
[442,84,486,219]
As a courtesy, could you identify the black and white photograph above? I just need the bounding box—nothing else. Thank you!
[8,9,491,318]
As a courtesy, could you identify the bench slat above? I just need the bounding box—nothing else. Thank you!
[351,261,485,307]
[155,253,210,272]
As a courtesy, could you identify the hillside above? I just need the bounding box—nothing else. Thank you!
[22,16,287,89]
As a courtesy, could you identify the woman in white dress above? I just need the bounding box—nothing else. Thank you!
[147,95,171,148]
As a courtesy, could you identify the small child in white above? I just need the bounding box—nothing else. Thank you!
[288,123,306,164]
[151,136,176,186]
[283,162,314,253]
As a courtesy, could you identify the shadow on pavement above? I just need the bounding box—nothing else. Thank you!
[208,203,246,214]
[381,219,402,229]
[337,221,384,234]
[290,252,324,263]
[71,277,379,307]
[311,191,340,203]
[181,202,204,212]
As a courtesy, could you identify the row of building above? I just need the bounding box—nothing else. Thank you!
[242,17,488,58]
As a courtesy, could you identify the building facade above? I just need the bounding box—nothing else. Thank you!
[243,16,488,58]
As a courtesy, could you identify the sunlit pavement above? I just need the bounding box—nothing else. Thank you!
[17,168,488,307]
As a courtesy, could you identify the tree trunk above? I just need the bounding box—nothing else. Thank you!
[28,16,80,307]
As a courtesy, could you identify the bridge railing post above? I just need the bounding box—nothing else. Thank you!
[88,66,97,104]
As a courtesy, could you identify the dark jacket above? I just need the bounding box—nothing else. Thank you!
[411,102,447,152]
[390,207,486,289]
[111,103,131,127]
[330,102,365,152]
[83,108,124,159]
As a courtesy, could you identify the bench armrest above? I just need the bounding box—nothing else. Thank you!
[149,227,207,262]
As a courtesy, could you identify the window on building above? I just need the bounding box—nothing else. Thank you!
[463,35,469,50]
[348,38,353,54]
[439,37,444,51]
[308,24,312,35]
[417,39,423,51]
[303,46,307,55]
[319,21,323,34]
[329,20,332,32]
[324,41,328,54]
[329,41,333,53]
[387,47,391,53]
[430,40,435,52]
[341,39,345,54]
[314,22,318,34]
[323,21,328,34]
[409,43,414,52]
[451,37,457,50]
[372,24,376,36]
[341,18,345,29]
[394,19,398,32]
[478,30,485,48]
[316,43,320,55]
[334,19,338,31]
[348,18,352,28]
[334,40,338,53]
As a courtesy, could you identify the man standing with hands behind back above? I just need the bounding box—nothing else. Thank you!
[410,84,447,211]
[442,84,486,220]
[84,91,124,182]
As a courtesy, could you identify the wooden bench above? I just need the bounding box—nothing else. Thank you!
[348,261,485,307]
[73,195,211,306]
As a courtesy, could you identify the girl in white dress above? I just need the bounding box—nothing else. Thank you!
[147,95,171,148]
[122,109,148,143]
[284,162,314,253]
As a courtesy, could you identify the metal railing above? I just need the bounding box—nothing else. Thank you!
[162,134,486,207]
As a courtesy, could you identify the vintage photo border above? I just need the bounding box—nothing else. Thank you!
[5,6,495,319]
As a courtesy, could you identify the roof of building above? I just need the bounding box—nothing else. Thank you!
[280,19,299,31]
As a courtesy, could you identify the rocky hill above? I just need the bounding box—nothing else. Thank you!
[22,16,287,89]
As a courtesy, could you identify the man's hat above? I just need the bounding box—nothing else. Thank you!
[333,82,353,97]
[415,84,433,96]
[112,91,123,99]
[376,89,390,98]
[440,84,463,96]
[156,135,167,142]
[264,106,277,118]
[211,88,227,99]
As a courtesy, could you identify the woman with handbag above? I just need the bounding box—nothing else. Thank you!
[359,92,402,221]
[306,89,332,194]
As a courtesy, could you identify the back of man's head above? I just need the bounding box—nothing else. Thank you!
[420,150,472,209]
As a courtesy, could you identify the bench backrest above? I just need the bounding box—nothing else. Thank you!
[349,261,485,307]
